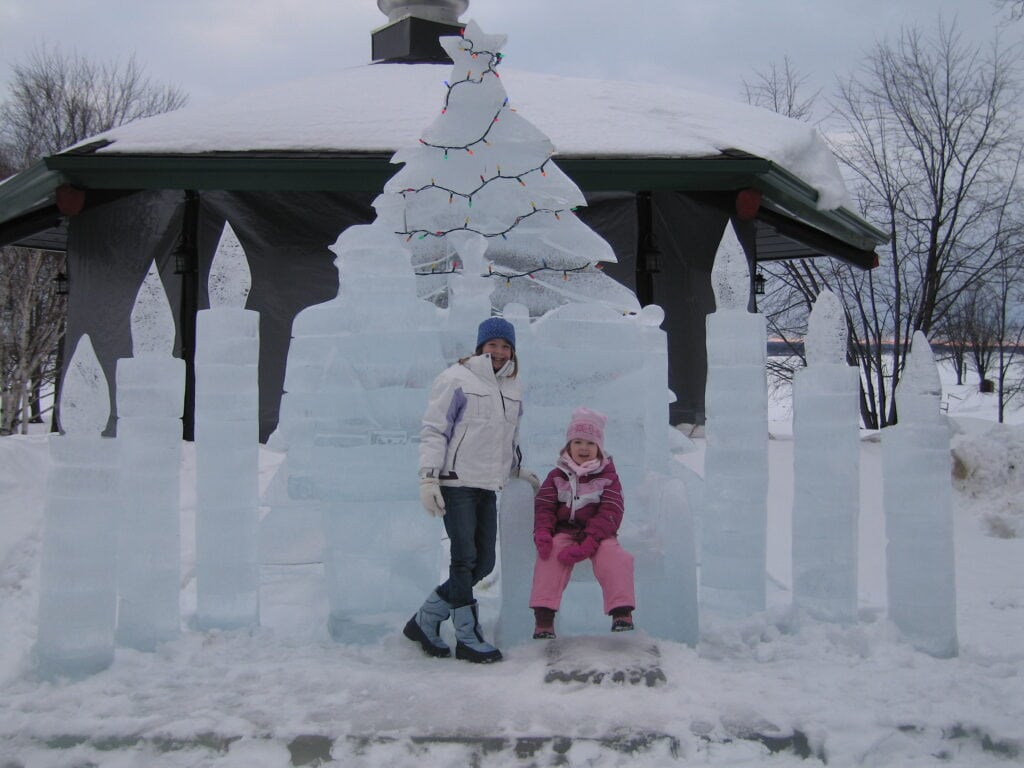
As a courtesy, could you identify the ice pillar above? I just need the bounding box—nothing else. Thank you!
[115,266,185,648]
[194,224,261,629]
[284,223,443,642]
[36,335,119,678]
[700,226,768,616]
[792,290,860,622]
[641,304,671,474]
[883,331,958,657]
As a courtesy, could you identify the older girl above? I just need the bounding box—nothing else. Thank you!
[404,316,536,663]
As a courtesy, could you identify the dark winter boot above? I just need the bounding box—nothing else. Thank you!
[452,602,503,663]
[610,606,634,632]
[403,590,452,658]
[532,607,556,639]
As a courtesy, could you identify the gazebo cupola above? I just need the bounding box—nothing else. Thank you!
[372,0,468,63]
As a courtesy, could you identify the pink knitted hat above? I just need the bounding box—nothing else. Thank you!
[565,407,607,452]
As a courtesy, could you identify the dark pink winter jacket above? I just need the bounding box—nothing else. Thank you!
[533,456,625,544]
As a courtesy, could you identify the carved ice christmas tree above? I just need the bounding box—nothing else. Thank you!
[378,19,639,316]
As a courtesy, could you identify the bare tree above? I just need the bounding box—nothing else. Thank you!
[933,292,974,386]
[993,0,1024,21]
[0,45,187,433]
[1,44,187,165]
[978,158,1024,422]
[826,18,1022,428]
[742,56,820,122]
[964,286,1000,388]
[741,58,822,392]
[0,248,66,434]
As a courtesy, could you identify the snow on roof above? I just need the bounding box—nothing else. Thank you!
[73,63,853,211]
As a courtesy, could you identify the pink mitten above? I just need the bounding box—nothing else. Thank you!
[534,530,553,559]
[557,537,598,565]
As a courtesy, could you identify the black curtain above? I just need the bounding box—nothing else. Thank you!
[64,188,739,438]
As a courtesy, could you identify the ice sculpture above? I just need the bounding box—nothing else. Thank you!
[792,290,859,622]
[115,265,185,649]
[883,331,958,657]
[194,223,261,629]
[36,335,119,678]
[496,302,698,646]
[275,223,445,642]
[700,225,769,617]
[377,19,639,318]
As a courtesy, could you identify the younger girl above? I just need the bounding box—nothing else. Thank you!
[529,407,636,638]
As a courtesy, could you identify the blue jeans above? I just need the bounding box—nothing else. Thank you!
[435,486,497,609]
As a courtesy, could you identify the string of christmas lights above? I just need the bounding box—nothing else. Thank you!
[400,204,574,242]
[485,261,600,281]
[423,36,508,155]
[399,158,553,205]
[413,260,602,280]
[418,101,506,156]
[440,37,502,113]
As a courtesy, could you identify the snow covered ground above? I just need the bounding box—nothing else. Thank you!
[1,367,1022,767]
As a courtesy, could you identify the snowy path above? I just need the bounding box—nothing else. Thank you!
[1,429,1023,766]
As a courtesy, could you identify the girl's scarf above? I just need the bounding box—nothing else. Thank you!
[560,451,602,478]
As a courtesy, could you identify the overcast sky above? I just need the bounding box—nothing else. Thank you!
[0,1,1020,114]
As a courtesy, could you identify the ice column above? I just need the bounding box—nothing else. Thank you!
[792,290,860,622]
[700,226,769,616]
[194,223,261,629]
[883,331,958,657]
[280,223,444,642]
[447,232,495,332]
[115,265,185,648]
[441,231,495,362]
[640,304,671,474]
[36,335,119,678]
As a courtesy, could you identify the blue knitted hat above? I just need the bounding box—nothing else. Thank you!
[477,317,515,350]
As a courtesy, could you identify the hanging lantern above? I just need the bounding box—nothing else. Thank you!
[173,244,190,275]
[640,232,662,273]
[54,272,69,296]
[754,271,767,295]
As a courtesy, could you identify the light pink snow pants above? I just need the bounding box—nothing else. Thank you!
[529,532,636,614]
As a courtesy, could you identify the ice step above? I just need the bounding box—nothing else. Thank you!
[542,632,666,687]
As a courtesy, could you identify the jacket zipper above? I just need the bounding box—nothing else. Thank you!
[450,430,466,475]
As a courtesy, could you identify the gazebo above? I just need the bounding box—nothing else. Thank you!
[0,0,886,440]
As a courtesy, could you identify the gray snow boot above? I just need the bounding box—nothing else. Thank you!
[403,590,452,658]
[452,602,503,663]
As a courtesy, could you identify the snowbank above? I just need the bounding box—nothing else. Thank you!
[1,411,1023,765]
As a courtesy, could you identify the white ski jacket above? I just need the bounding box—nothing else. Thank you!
[419,353,524,492]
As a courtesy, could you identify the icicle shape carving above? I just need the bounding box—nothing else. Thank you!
[901,330,943,403]
[60,334,110,434]
[710,227,749,311]
[883,329,958,657]
[130,263,175,356]
[805,289,846,365]
[208,222,251,309]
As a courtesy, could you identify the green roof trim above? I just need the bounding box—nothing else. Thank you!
[0,159,69,224]
[0,150,887,257]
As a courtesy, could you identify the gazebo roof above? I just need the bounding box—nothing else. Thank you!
[0,63,887,265]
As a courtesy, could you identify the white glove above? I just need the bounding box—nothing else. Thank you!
[419,477,446,517]
[516,468,541,493]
